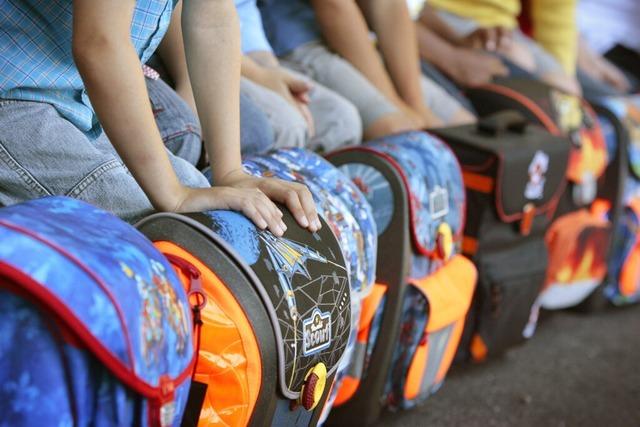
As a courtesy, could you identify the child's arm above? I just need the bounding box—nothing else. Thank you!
[73,0,319,235]
[414,19,508,87]
[310,0,423,126]
[356,0,440,125]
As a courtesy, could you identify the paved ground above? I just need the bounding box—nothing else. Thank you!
[378,304,640,427]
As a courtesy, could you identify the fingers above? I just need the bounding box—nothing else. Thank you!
[482,28,498,51]
[496,27,512,50]
[284,72,313,95]
[238,189,286,236]
[297,103,316,138]
[296,185,321,232]
[263,180,321,232]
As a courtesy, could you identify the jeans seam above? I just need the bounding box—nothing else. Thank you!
[66,159,124,198]
[0,140,51,197]
[162,125,201,143]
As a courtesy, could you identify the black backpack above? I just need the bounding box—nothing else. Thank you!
[432,112,571,361]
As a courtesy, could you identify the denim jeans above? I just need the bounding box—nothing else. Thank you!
[0,98,209,223]
[145,56,275,157]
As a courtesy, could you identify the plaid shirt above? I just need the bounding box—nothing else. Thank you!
[0,0,176,137]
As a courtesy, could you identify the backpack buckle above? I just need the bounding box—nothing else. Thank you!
[520,203,535,236]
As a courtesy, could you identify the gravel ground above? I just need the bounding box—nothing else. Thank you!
[377,304,640,427]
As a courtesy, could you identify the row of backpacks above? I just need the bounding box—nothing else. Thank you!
[0,78,639,426]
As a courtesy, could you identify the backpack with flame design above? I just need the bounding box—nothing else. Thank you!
[466,79,613,313]
[325,131,477,425]
[0,197,195,427]
[432,111,570,361]
[590,95,640,306]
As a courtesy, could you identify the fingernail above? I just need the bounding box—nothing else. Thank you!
[281,222,287,232]
[300,216,309,227]
[314,219,322,229]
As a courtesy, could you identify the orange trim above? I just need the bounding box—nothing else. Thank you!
[477,83,562,135]
[357,283,387,342]
[404,340,429,401]
[154,242,261,427]
[334,283,387,407]
[520,203,535,236]
[334,376,361,407]
[470,334,488,362]
[462,236,479,256]
[628,198,640,218]
[462,171,494,193]
[620,241,640,297]
[591,199,611,218]
[404,256,477,400]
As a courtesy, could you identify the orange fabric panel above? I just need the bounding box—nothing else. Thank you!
[410,255,477,332]
[404,256,477,400]
[154,241,261,427]
[357,283,387,343]
[333,377,361,407]
[590,199,611,218]
[566,126,608,184]
[620,243,640,297]
[334,283,387,406]
[544,209,609,290]
[404,340,429,401]
[462,171,495,193]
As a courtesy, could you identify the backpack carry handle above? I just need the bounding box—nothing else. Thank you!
[477,110,528,136]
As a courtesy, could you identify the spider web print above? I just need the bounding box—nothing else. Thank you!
[283,272,350,390]
[259,232,351,393]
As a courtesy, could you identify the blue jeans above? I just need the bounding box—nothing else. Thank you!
[0,96,209,223]
[146,74,275,160]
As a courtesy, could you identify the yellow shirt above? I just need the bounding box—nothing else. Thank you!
[429,0,577,74]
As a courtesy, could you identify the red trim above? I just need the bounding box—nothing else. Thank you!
[491,150,567,223]
[0,218,136,368]
[474,83,561,135]
[329,138,467,258]
[0,261,196,404]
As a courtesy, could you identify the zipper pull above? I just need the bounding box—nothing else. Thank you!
[163,254,207,325]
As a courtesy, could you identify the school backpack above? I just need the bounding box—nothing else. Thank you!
[0,196,195,426]
[138,148,376,427]
[432,112,570,360]
[466,79,613,312]
[239,148,378,423]
[325,131,477,424]
[590,95,640,305]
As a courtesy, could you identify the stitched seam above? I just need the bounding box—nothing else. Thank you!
[66,159,124,197]
[0,140,51,196]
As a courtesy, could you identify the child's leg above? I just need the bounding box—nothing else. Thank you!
[281,42,416,140]
[506,31,581,95]
[241,77,309,150]
[0,100,208,223]
[146,76,202,165]
[419,74,476,125]
[146,75,275,161]
[283,68,363,152]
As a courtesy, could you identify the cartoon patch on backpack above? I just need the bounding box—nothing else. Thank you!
[525,151,550,200]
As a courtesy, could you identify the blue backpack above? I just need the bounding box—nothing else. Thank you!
[326,132,476,424]
[592,95,640,305]
[0,197,195,426]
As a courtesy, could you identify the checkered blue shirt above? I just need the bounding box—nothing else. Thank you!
[0,0,177,137]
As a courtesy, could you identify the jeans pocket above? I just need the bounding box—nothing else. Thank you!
[0,140,51,199]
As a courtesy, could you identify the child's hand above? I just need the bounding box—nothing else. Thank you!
[460,27,512,52]
[173,170,321,236]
